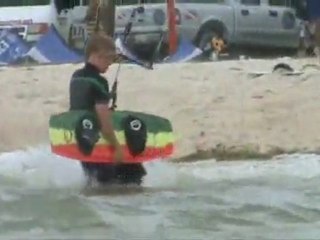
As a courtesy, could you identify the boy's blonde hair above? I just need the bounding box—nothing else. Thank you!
[85,33,116,60]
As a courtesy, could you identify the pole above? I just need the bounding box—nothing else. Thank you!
[99,0,116,37]
[85,0,99,22]
[167,0,178,54]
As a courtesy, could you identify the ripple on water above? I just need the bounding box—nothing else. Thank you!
[1,147,320,239]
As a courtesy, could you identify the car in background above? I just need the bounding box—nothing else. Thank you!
[113,0,302,57]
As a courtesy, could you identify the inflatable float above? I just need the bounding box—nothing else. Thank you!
[49,110,174,163]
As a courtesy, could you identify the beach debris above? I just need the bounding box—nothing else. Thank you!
[247,62,306,78]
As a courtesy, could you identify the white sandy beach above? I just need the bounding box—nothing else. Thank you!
[1,57,320,159]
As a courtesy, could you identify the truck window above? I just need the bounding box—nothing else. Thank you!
[0,0,50,6]
[54,0,83,13]
[240,0,260,5]
[268,0,292,7]
[176,0,225,3]
[116,0,140,5]
[81,0,165,6]
[144,0,166,2]
[116,0,166,4]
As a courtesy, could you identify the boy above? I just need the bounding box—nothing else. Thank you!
[69,33,146,185]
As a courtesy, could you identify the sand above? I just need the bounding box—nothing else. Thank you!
[1,57,320,160]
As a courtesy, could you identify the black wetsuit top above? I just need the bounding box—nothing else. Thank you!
[69,63,146,185]
[69,63,110,111]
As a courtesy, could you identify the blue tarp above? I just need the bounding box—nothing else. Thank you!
[0,29,30,65]
[27,25,83,64]
[0,25,201,67]
[306,0,320,21]
[164,37,202,63]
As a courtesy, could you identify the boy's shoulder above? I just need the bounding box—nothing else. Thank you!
[71,66,86,78]
[70,65,109,88]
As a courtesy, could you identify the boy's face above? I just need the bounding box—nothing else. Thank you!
[94,50,118,73]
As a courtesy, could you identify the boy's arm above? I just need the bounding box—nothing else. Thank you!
[94,103,120,148]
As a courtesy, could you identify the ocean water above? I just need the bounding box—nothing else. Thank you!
[0,146,320,239]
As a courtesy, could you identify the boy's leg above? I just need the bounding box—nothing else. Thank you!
[115,163,147,185]
[81,162,117,185]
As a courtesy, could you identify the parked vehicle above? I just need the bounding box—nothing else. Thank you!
[112,0,302,56]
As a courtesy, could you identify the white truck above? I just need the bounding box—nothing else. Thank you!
[112,0,301,56]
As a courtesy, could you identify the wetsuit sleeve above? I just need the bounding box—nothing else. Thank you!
[92,79,110,105]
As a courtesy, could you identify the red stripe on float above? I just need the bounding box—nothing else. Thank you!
[51,144,174,163]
